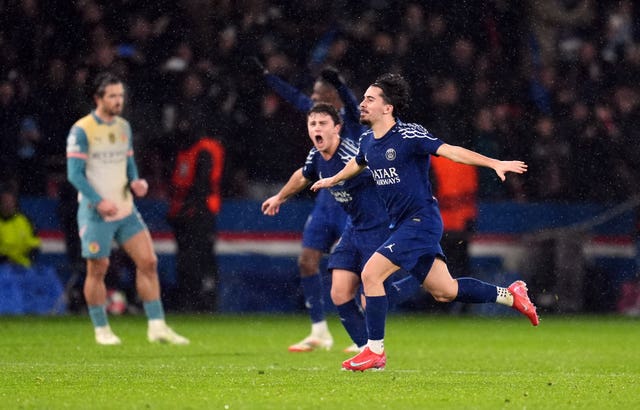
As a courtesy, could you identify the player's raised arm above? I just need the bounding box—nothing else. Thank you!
[320,68,360,127]
[310,157,365,191]
[435,143,527,182]
[262,168,311,216]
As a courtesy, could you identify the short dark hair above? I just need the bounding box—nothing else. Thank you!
[372,73,410,118]
[93,72,122,98]
[307,102,343,126]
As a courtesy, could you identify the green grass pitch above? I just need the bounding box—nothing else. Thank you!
[0,313,638,409]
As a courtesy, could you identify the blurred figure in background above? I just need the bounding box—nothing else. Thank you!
[16,116,46,196]
[167,114,225,313]
[0,186,41,268]
[431,156,478,310]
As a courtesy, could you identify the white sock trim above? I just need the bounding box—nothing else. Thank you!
[367,339,384,354]
[311,320,329,336]
[496,287,514,306]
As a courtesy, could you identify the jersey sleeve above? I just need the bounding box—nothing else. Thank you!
[411,124,444,156]
[265,74,314,112]
[355,134,368,166]
[66,125,102,204]
[301,149,319,180]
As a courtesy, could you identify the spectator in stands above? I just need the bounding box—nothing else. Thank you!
[471,107,509,201]
[527,115,573,201]
[526,0,595,66]
[0,2,638,207]
[0,81,20,184]
[0,186,41,268]
[16,116,46,196]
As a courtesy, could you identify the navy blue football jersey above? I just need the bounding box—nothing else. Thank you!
[355,120,445,228]
[303,138,388,231]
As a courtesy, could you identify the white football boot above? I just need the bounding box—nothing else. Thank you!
[95,326,122,345]
[147,320,190,345]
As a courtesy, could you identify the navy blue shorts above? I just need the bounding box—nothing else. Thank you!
[328,222,390,274]
[301,203,348,253]
[376,215,446,284]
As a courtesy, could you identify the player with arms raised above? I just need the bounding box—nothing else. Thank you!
[253,61,366,352]
[262,103,419,352]
[312,73,538,371]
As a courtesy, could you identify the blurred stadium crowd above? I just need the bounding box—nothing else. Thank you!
[1,0,640,204]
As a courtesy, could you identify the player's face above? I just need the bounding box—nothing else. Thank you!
[307,112,340,153]
[311,81,340,107]
[96,83,125,117]
[359,86,390,126]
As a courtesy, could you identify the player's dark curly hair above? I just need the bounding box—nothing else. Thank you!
[307,102,343,126]
[372,73,410,119]
[93,72,123,98]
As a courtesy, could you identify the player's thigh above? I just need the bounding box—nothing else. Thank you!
[118,212,157,270]
[361,252,400,286]
[121,229,157,269]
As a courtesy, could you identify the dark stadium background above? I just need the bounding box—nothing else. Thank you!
[1,0,639,315]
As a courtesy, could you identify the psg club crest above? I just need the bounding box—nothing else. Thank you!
[385,148,396,161]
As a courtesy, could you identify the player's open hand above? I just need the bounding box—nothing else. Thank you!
[261,196,282,216]
[494,160,527,181]
[310,178,334,192]
[130,179,149,197]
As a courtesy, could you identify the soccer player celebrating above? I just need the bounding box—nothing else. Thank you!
[252,60,366,352]
[66,72,188,345]
[262,103,420,352]
[311,73,538,371]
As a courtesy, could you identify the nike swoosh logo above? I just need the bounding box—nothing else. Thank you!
[520,302,528,312]
[350,359,372,367]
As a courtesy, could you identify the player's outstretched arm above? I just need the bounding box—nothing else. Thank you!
[262,168,310,216]
[310,157,365,191]
[435,144,527,181]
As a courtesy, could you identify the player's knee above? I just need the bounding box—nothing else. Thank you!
[136,254,158,274]
[429,288,457,303]
[361,271,383,289]
[330,287,352,305]
[87,258,109,278]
